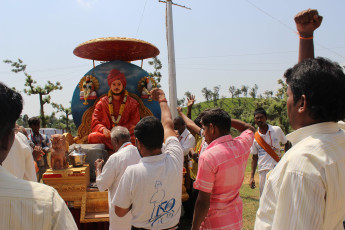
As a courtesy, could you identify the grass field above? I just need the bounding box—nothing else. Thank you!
[241,156,260,230]
[180,156,260,229]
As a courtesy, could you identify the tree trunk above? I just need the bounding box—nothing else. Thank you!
[66,113,69,130]
[39,93,46,127]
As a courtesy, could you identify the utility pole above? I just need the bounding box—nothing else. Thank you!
[159,0,191,118]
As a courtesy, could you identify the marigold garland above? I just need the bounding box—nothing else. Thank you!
[108,89,128,127]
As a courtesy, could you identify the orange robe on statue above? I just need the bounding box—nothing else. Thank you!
[88,94,140,150]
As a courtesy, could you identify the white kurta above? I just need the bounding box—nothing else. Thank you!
[96,142,141,230]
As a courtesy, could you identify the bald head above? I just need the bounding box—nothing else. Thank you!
[110,126,131,152]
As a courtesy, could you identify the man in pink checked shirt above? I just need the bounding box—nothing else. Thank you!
[191,108,255,230]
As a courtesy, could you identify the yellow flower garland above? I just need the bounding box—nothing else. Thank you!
[108,89,128,127]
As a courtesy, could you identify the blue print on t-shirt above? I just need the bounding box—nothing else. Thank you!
[149,181,175,227]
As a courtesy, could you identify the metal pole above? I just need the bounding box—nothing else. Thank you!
[166,0,178,119]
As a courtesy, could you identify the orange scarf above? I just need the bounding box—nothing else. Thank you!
[254,131,280,163]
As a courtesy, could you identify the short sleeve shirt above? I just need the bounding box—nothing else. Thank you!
[112,136,183,229]
[194,130,254,230]
[251,125,287,171]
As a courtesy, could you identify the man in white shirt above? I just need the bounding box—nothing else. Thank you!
[249,108,288,195]
[95,126,141,230]
[174,116,195,156]
[255,9,345,230]
[0,82,77,230]
[113,88,183,229]
[2,132,37,181]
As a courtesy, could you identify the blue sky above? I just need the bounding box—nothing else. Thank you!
[1,0,344,118]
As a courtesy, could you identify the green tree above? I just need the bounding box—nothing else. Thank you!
[249,84,258,100]
[264,90,273,99]
[241,85,249,97]
[148,57,162,88]
[184,91,192,99]
[52,103,72,130]
[212,85,220,107]
[228,85,236,101]
[177,98,185,106]
[201,87,212,102]
[234,88,242,106]
[276,79,287,100]
[4,59,62,127]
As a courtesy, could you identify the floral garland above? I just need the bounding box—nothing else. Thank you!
[137,76,157,94]
[108,89,128,127]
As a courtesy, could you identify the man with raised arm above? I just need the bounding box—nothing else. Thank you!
[191,108,255,230]
[255,9,345,229]
[176,104,209,220]
[113,88,183,229]
[95,126,141,230]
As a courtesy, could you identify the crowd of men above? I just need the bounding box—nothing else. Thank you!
[0,8,344,230]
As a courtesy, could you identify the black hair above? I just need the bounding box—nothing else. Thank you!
[134,116,164,150]
[173,116,185,126]
[194,108,211,128]
[0,82,23,140]
[28,116,40,126]
[284,57,345,122]
[201,108,231,134]
[254,108,267,117]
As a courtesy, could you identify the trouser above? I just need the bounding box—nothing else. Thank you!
[259,169,270,196]
[182,179,199,219]
[37,155,49,182]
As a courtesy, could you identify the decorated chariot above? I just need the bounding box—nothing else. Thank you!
[42,37,189,227]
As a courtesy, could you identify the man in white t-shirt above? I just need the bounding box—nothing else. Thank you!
[113,88,183,229]
[95,126,141,230]
[249,108,288,195]
[174,116,195,156]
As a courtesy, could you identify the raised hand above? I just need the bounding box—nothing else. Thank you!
[187,95,195,108]
[295,9,323,38]
[150,88,166,101]
[176,106,183,114]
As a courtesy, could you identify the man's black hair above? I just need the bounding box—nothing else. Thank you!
[28,116,40,127]
[254,108,267,117]
[201,108,231,134]
[284,57,345,122]
[0,82,23,140]
[173,116,185,126]
[134,116,164,150]
[194,108,211,128]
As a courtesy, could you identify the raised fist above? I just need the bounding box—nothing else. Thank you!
[294,9,323,38]
[150,88,166,101]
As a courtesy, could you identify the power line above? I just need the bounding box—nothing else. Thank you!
[136,0,149,37]
[158,0,191,10]
[176,50,296,59]
[245,0,345,60]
